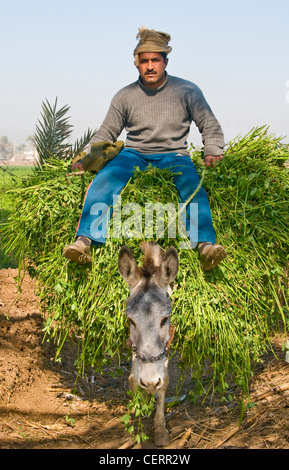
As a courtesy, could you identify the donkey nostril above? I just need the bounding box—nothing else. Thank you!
[140,378,147,389]
[155,378,162,389]
[140,378,162,390]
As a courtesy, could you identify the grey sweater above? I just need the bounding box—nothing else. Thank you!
[90,73,225,157]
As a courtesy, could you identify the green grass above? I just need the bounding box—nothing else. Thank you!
[0,165,34,268]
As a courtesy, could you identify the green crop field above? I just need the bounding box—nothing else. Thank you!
[0,165,34,268]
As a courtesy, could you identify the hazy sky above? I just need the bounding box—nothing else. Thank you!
[1,0,288,149]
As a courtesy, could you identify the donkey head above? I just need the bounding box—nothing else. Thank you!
[118,242,178,395]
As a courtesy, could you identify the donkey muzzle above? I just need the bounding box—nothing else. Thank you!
[139,375,163,393]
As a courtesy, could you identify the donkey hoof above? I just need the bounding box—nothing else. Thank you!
[154,428,169,447]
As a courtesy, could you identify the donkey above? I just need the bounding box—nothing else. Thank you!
[118,241,178,447]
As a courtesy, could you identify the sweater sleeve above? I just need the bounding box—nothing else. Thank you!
[189,86,225,157]
[88,93,127,149]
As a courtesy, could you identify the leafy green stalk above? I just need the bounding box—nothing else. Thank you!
[121,388,156,443]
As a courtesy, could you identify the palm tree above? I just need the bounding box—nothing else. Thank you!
[34,97,96,168]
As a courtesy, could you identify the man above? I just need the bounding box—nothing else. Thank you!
[64,27,227,271]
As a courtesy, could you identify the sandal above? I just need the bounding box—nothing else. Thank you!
[198,242,227,271]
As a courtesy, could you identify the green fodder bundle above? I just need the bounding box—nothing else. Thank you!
[1,126,288,399]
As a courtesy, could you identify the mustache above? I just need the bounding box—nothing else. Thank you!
[145,71,157,75]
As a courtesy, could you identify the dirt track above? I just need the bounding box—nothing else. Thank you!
[0,268,289,449]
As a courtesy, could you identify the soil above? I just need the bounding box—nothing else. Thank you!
[0,267,289,450]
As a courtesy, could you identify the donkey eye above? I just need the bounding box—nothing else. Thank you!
[160,317,169,327]
[128,318,136,327]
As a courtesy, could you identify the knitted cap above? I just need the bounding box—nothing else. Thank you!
[133,26,172,65]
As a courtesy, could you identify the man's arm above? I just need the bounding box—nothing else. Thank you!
[89,95,126,148]
[189,86,225,163]
[71,94,126,171]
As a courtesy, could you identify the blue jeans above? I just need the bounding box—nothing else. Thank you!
[76,149,216,246]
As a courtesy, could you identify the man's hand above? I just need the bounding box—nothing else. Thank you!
[71,161,83,171]
[204,155,223,167]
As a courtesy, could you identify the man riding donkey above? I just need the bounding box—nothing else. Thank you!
[64,27,227,270]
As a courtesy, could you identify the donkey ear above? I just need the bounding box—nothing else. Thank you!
[155,246,179,288]
[118,246,142,289]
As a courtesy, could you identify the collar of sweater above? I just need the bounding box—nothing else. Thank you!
[138,72,168,93]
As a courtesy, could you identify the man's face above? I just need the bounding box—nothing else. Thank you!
[137,52,168,89]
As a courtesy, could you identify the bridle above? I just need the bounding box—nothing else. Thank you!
[131,344,169,363]
[127,324,175,364]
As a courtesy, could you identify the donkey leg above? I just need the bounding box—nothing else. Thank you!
[128,359,139,393]
[153,372,169,447]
